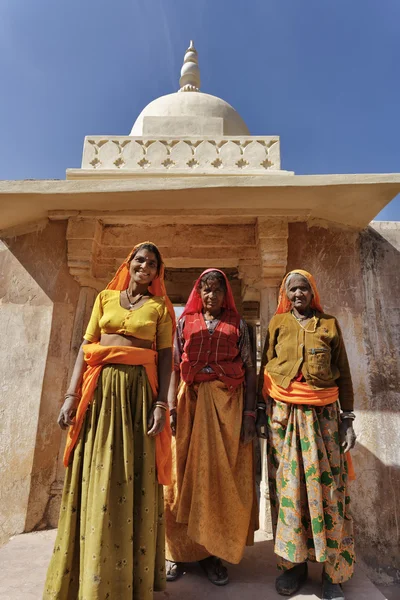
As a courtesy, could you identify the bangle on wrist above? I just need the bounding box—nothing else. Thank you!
[341,411,355,421]
[243,410,256,419]
[65,392,79,399]
[154,402,168,411]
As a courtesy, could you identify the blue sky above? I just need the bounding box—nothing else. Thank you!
[0,0,399,219]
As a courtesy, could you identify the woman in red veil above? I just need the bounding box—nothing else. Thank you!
[164,269,258,586]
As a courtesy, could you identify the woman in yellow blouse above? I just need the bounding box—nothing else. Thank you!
[44,242,174,600]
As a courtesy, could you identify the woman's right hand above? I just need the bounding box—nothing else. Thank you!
[57,395,77,429]
[170,410,177,436]
[147,405,166,437]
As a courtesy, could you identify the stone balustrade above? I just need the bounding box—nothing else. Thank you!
[81,136,284,173]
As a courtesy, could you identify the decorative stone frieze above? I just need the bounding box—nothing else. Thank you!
[81,136,283,173]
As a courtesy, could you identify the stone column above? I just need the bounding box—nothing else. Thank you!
[47,285,98,527]
[66,217,103,289]
[256,218,288,533]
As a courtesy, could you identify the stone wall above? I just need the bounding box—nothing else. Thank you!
[1,215,399,584]
[287,222,400,583]
[0,222,80,546]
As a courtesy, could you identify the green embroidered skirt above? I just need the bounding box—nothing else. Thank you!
[44,364,165,599]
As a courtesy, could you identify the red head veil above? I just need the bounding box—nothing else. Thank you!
[181,268,239,318]
[106,241,175,334]
[275,269,323,314]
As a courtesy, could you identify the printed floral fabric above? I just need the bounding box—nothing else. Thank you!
[44,364,165,600]
[267,399,355,584]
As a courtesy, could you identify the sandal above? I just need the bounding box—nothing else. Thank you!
[322,574,345,600]
[199,556,229,586]
[275,562,308,596]
[166,560,183,582]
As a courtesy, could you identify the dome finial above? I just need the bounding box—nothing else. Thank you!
[179,40,201,92]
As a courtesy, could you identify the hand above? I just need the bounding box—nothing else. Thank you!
[147,406,166,437]
[339,419,356,453]
[57,395,77,429]
[256,409,268,439]
[170,410,177,437]
[241,415,256,444]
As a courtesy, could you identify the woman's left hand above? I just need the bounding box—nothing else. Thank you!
[147,405,166,436]
[241,415,256,444]
[339,419,357,453]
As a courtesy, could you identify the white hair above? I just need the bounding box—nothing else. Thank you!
[285,272,311,292]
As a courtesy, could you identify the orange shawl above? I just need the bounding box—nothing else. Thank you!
[63,241,175,485]
[265,269,355,480]
[275,269,323,315]
[263,372,339,406]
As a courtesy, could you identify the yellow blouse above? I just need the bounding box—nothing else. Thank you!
[84,290,173,350]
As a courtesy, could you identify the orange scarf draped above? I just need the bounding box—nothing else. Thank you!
[63,345,172,484]
[263,372,339,406]
[63,241,175,485]
[264,270,356,480]
[275,269,323,315]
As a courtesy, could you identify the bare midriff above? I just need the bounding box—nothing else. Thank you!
[99,333,153,349]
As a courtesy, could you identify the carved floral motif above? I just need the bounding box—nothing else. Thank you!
[82,136,282,172]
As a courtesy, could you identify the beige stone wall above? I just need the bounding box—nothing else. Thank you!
[0,222,80,546]
[286,222,400,583]
[1,212,399,585]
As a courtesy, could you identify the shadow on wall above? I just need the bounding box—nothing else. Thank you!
[352,441,400,584]
[285,222,400,583]
[0,222,80,547]
[346,227,400,583]
[359,227,400,412]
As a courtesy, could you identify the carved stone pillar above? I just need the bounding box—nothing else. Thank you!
[257,217,289,336]
[47,285,98,527]
[256,217,288,533]
[66,218,103,289]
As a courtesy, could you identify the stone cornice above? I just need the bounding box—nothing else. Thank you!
[0,173,400,234]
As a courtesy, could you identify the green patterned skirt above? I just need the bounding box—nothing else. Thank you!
[267,399,355,584]
[44,364,165,600]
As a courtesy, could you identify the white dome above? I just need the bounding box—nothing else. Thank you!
[130,91,250,137]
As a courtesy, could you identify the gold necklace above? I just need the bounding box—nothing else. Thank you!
[291,310,314,323]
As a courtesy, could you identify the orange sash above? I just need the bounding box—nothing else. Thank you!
[263,372,339,406]
[263,372,355,480]
[63,344,172,485]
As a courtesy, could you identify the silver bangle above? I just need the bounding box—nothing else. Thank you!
[341,411,355,421]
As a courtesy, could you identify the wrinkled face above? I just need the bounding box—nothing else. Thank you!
[129,249,158,286]
[286,275,313,312]
[200,278,225,313]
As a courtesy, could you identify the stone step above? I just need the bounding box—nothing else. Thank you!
[0,529,392,600]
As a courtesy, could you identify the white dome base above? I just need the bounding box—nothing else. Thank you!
[130,92,250,137]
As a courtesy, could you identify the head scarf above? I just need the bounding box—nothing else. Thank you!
[181,268,239,318]
[276,269,323,315]
[106,241,175,333]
